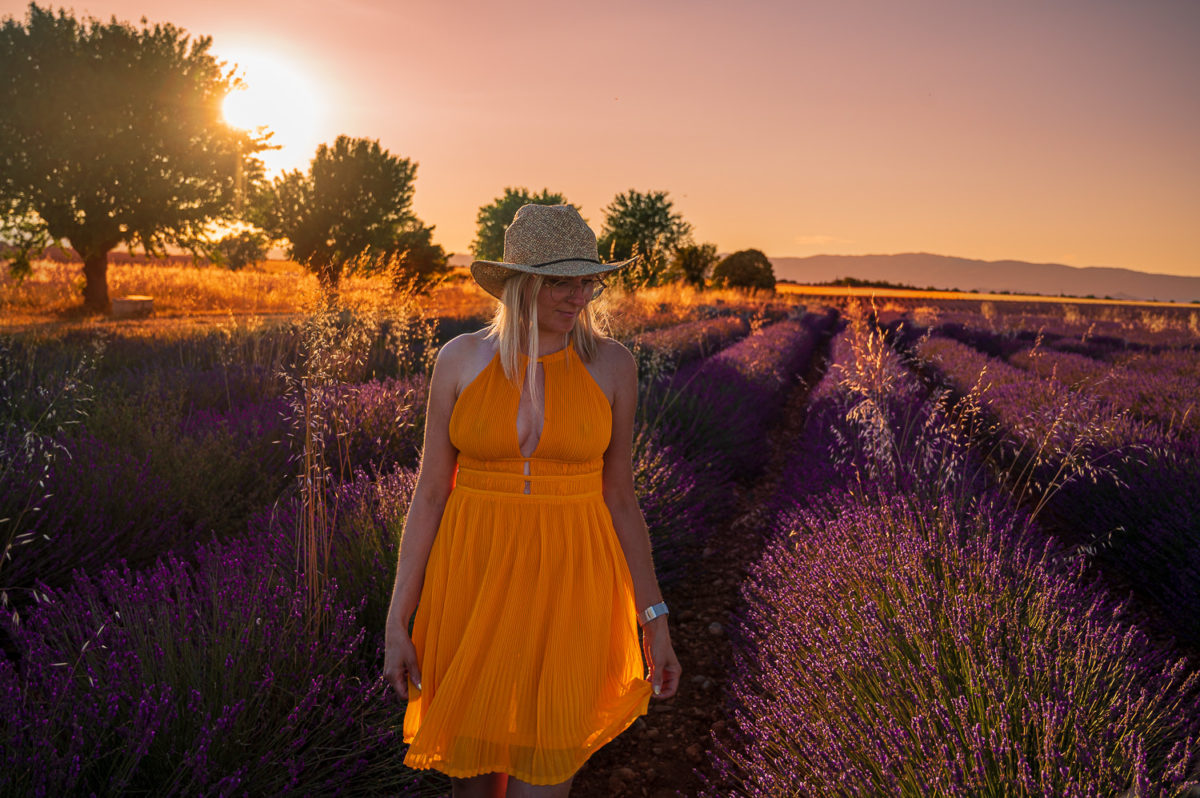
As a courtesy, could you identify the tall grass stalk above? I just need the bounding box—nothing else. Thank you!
[284,289,434,634]
[0,335,102,615]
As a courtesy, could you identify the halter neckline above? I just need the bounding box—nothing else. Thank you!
[523,340,574,364]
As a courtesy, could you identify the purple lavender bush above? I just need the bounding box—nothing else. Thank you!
[0,533,420,796]
[248,467,421,639]
[320,375,429,474]
[1110,347,1200,380]
[1010,346,1200,438]
[703,317,1200,795]
[0,433,190,597]
[651,315,830,484]
[916,335,1200,650]
[632,426,707,585]
[76,384,292,547]
[702,492,1200,797]
[772,323,990,524]
[630,315,751,367]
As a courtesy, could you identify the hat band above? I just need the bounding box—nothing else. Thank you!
[518,256,604,269]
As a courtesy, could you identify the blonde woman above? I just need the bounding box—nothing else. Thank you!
[383,204,682,797]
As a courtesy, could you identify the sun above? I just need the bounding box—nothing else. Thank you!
[222,51,325,175]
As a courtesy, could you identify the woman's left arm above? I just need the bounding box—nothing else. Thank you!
[602,341,682,699]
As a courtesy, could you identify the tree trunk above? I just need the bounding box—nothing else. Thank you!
[82,249,110,313]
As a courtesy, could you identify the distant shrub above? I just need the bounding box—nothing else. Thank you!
[207,230,268,270]
[711,249,775,291]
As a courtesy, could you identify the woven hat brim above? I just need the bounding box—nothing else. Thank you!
[469,256,638,299]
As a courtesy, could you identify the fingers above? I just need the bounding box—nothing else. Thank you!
[383,641,422,702]
[646,636,682,700]
[407,656,423,695]
[658,659,682,699]
[383,662,408,701]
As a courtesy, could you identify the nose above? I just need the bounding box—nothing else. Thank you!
[562,281,589,304]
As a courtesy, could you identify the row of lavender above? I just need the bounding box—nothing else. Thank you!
[931,316,1200,439]
[903,317,1200,651]
[0,308,821,794]
[702,315,1200,795]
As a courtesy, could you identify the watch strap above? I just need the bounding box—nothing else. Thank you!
[637,601,669,626]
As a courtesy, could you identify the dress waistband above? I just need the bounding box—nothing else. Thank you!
[453,465,603,498]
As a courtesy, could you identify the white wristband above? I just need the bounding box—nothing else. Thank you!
[637,601,669,626]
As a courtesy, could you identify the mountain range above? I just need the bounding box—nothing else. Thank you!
[449,252,1199,303]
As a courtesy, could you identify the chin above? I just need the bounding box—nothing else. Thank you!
[541,314,578,334]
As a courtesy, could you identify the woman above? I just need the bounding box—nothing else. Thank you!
[383,203,682,797]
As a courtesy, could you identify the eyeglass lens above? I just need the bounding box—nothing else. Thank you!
[548,279,604,301]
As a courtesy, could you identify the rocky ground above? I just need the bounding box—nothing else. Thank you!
[572,340,830,798]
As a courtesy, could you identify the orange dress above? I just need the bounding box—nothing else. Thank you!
[402,342,652,784]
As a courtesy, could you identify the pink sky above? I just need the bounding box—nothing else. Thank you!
[5,0,1199,277]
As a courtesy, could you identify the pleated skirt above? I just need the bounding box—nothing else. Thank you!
[402,484,652,785]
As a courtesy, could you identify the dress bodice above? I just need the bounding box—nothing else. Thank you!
[448,342,612,496]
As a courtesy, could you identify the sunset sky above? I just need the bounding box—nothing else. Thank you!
[4,0,1198,277]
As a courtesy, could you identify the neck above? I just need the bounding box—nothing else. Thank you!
[528,331,569,359]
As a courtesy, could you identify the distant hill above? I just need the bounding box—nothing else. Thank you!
[769,253,1200,304]
[446,251,1200,303]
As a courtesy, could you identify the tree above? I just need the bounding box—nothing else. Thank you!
[255,135,440,288]
[472,187,570,261]
[597,190,692,288]
[388,222,449,290]
[711,249,776,291]
[208,230,267,270]
[668,243,719,288]
[0,3,266,311]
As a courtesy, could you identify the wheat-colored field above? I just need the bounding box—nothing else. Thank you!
[776,281,1198,308]
[0,259,793,339]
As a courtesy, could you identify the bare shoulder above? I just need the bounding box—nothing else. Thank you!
[435,329,496,397]
[587,336,636,401]
[593,336,635,373]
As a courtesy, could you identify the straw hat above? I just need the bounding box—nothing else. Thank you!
[469,204,637,299]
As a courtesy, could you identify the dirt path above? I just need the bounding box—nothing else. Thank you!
[572,320,836,798]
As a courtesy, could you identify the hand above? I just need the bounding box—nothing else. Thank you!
[641,618,681,699]
[383,626,422,701]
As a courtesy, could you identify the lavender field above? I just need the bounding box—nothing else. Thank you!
[2,297,1199,796]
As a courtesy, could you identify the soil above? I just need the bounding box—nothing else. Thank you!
[572,331,833,798]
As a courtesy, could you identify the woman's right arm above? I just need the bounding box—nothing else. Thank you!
[382,338,463,700]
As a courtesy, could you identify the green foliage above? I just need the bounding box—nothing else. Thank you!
[712,248,776,291]
[388,222,449,290]
[0,3,267,310]
[821,275,926,290]
[471,187,570,261]
[1,201,55,280]
[598,190,693,288]
[207,230,268,270]
[668,242,719,287]
[255,135,440,289]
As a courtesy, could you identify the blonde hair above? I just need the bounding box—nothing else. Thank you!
[486,273,605,401]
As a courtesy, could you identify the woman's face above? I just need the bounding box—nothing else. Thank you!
[534,276,599,336]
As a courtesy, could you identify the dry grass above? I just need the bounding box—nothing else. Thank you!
[2,259,799,339]
[0,260,499,331]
